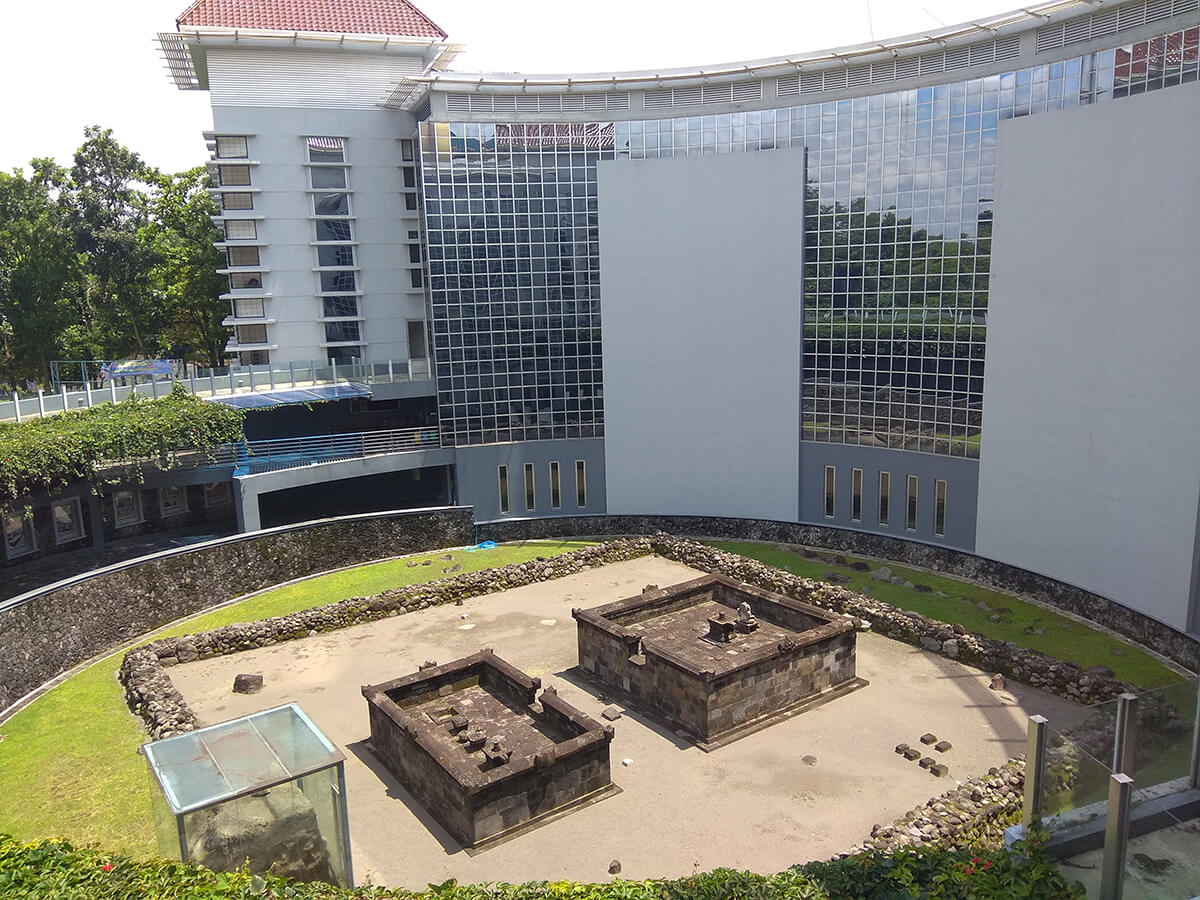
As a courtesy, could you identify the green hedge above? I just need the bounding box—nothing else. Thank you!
[0,384,243,506]
[0,834,1082,899]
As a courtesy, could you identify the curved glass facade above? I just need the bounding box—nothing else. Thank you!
[420,26,1198,452]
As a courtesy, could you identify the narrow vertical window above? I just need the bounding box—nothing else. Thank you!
[575,460,587,508]
[878,472,890,525]
[497,465,509,514]
[851,468,863,522]
[549,461,561,509]
[906,475,918,531]
[524,462,536,510]
[823,466,836,518]
[934,479,948,537]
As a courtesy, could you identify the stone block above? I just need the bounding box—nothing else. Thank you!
[232,673,263,694]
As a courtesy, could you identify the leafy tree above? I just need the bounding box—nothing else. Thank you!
[142,168,229,368]
[0,161,79,387]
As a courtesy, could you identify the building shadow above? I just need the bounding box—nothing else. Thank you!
[345,738,463,856]
[552,665,694,751]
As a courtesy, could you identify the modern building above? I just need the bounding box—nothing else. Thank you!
[78,0,1199,640]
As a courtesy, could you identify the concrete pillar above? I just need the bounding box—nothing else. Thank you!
[234,478,261,533]
[88,495,105,548]
[1022,715,1049,828]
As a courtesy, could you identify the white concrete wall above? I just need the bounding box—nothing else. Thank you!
[977,82,1200,632]
[597,149,806,521]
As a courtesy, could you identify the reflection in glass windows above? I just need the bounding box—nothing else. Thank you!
[420,26,1197,454]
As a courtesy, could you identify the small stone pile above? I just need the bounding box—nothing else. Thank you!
[850,759,1026,853]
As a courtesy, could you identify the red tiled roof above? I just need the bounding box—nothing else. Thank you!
[176,0,447,39]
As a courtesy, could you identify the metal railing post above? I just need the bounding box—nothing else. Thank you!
[1023,715,1049,828]
[1099,773,1134,900]
[84,379,93,407]
[36,389,45,418]
[12,392,21,423]
[248,366,255,392]
[151,376,159,400]
[190,371,197,394]
[331,359,338,383]
[289,361,296,388]
[60,384,68,413]
[1190,679,1200,790]
[109,379,117,403]
[269,364,276,390]
[210,370,217,397]
[388,360,394,382]
[1112,693,1138,776]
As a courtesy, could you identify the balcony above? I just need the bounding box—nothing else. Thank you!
[207,426,441,476]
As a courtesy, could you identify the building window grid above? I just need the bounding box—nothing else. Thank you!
[307,138,361,352]
[418,26,1197,451]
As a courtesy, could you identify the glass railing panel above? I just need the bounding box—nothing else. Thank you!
[1040,698,1119,833]
[1121,800,1196,900]
[1130,678,1198,792]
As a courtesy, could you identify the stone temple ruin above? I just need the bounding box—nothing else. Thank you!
[362,650,616,848]
[572,574,867,749]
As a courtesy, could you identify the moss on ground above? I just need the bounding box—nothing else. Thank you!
[707,540,1179,689]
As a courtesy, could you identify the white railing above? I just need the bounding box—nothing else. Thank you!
[0,358,432,424]
[201,426,441,475]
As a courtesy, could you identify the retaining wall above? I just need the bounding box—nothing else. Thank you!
[0,507,474,712]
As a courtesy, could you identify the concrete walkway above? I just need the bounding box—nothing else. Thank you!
[171,556,1080,889]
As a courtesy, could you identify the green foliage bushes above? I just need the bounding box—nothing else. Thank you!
[0,833,1082,900]
[0,385,243,506]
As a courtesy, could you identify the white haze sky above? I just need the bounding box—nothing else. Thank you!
[0,0,1020,174]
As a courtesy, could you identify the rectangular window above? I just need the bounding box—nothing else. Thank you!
[407,244,421,264]
[319,271,356,292]
[523,462,536,510]
[575,460,587,507]
[224,220,257,240]
[404,192,418,210]
[400,138,414,161]
[317,245,355,267]
[402,166,416,188]
[232,297,265,318]
[407,320,427,358]
[878,472,890,525]
[824,466,835,518]
[315,219,352,242]
[227,246,260,267]
[497,465,510,514]
[229,272,263,290]
[215,136,248,158]
[409,268,423,289]
[221,192,253,211]
[934,479,948,537]
[324,321,361,343]
[3,509,34,558]
[159,485,188,517]
[322,296,358,318]
[113,489,144,528]
[52,497,85,544]
[203,482,231,508]
[218,165,251,186]
[313,193,349,216]
[310,167,347,190]
[239,350,270,366]
[307,136,344,163]
[549,461,561,509]
[851,468,862,522]
[236,324,268,344]
[906,475,918,531]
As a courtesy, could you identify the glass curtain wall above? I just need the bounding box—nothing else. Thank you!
[420,27,1198,454]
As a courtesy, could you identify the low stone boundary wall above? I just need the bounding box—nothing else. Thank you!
[120,539,655,738]
[0,507,474,713]
[484,515,1200,674]
[851,760,1027,853]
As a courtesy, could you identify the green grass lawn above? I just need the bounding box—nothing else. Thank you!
[0,540,591,858]
[707,540,1180,689]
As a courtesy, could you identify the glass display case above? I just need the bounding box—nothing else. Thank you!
[144,703,352,887]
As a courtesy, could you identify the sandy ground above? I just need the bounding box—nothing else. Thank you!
[170,556,1081,889]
